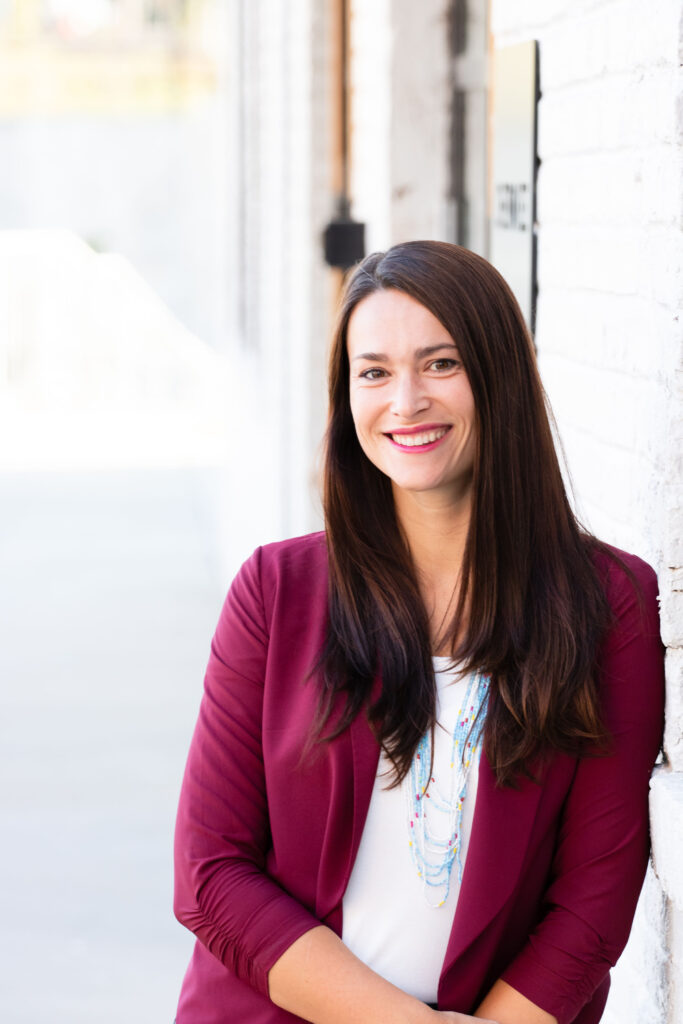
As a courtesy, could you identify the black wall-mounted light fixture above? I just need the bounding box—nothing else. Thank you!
[323,0,365,271]
[324,197,365,270]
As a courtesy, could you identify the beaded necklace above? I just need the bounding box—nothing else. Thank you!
[405,669,489,908]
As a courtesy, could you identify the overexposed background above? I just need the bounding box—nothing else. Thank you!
[0,2,233,1019]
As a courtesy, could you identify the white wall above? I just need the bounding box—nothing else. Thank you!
[490,0,683,1019]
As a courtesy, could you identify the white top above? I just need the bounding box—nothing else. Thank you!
[341,658,482,1003]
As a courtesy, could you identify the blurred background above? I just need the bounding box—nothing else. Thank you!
[0,0,681,1021]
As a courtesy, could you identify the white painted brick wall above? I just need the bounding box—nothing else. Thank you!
[671,904,683,1024]
[491,0,683,1018]
[602,864,670,1024]
[647,770,683,1024]
[651,770,683,908]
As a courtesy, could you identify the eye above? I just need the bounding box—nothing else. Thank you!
[358,367,388,380]
[428,358,461,372]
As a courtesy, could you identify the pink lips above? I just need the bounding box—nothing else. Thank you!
[385,425,452,453]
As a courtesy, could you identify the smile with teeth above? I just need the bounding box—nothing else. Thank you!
[389,427,449,447]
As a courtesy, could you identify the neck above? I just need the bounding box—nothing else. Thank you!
[392,486,472,653]
[393,485,471,578]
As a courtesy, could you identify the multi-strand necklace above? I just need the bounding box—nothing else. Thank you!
[405,669,489,908]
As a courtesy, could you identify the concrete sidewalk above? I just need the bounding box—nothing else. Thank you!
[0,468,226,1023]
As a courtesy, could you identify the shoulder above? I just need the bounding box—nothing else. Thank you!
[215,532,328,648]
[589,543,663,706]
[590,541,659,621]
[234,531,328,622]
[259,530,327,566]
[257,530,328,587]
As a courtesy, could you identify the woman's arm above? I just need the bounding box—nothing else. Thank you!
[476,981,556,1024]
[269,925,438,1024]
[173,549,323,992]
[484,554,664,1024]
[269,926,498,1024]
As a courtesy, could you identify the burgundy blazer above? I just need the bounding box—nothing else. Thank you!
[173,532,664,1024]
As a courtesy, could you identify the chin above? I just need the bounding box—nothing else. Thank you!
[391,478,449,496]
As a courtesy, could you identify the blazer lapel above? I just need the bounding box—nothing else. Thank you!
[349,702,382,864]
[349,671,383,868]
[441,753,544,971]
[315,675,382,918]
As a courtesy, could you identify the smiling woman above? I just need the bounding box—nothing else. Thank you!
[173,241,664,1024]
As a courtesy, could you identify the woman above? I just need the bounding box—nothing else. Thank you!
[173,241,664,1024]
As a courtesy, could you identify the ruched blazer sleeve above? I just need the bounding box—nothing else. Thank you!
[495,551,665,1022]
[173,533,665,1024]
[173,539,325,997]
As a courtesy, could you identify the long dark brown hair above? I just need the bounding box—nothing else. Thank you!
[317,240,614,787]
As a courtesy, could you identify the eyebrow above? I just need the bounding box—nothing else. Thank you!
[351,343,459,362]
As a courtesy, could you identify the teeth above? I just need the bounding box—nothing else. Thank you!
[391,428,447,447]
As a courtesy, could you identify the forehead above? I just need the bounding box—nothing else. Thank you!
[346,289,454,358]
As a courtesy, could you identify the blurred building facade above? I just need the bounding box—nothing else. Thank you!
[230,0,683,1019]
[0,0,230,346]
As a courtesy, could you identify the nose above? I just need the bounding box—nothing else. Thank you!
[390,371,429,419]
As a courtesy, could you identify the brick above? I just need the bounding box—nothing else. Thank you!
[639,230,683,308]
[538,224,642,295]
[667,501,683,568]
[536,291,676,382]
[640,146,681,226]
[537,86,604,158]
[663,650,683,770]
[670,904,683,1024]
[539,148,678,229]
[539,69,676,158]
[490,0,567,39]
[535,0,679,90]
[540,350,651,452]
[600,69,678,149]
[603,0,681,73]
[540,11,612,89]
[650,768,683,909]
[543,416,642,527]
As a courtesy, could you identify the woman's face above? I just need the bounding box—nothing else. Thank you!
[347,288,477,508]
